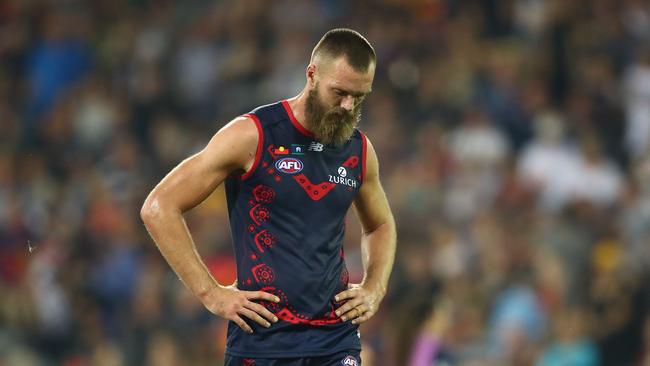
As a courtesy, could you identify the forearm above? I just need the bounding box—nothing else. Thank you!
[360,217,396,297]
[141,203,220,301]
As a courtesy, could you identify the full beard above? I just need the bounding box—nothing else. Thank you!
[305,88,361,146]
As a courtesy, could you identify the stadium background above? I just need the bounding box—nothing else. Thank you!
[1,0,650,365]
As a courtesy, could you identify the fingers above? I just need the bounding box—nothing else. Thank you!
[240,307,272,328]
[351,310,373,325]
[339,303,365,321]
[334,289,355,302]
[354,304,368,315]
[342,304,373,325]
[228,291,281,334]
[349,304,369,324]
[211,288,281,334]
[335,297,364,319]
[231,314,253,334]
[245,301,279,324]
[246,290,281,303]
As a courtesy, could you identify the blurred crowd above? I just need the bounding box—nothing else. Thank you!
[2,0,650,365]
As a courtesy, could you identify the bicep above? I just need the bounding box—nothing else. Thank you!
[353,139,392,233]
[145,116,258,213]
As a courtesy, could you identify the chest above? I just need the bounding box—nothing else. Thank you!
[253,133,363,211]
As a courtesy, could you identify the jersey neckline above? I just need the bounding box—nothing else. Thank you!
[281,100,315,138]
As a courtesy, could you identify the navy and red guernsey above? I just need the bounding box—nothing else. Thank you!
[224,100,367,358]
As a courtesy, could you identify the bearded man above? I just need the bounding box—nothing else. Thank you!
[141,28,396,366]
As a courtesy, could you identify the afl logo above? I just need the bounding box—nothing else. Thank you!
[341,356,358,366]
[275,158,304,174]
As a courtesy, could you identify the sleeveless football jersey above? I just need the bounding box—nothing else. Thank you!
[224,100,367,358]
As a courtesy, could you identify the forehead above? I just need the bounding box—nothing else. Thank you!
[320,57,375,94]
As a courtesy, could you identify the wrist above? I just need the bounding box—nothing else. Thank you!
[196,282,224,303]
[361,279,386,298]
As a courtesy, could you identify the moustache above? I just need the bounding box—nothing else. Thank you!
[324,107,355,123]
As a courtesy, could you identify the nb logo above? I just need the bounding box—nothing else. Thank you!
[308,142,324,152]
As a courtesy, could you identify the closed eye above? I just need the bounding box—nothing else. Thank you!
[334,88,367,99]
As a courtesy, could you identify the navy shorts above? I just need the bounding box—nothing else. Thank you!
[224,350,361,366]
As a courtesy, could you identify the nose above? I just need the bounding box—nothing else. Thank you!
[340,96,354,112]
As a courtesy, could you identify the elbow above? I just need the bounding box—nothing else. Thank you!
[140,195,161,226]
[140,194,180,226]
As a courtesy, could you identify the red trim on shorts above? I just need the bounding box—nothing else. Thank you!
[281,100,315,138]
[360,130,368,182]
[241,114,263,180]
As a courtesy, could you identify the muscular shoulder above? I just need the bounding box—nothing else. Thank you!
[200,115,260,175]
[218,115,259,146]
[360,133,379,181]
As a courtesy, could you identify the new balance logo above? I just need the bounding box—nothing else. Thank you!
[308,142,324,152]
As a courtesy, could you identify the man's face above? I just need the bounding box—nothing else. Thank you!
[306,57,375,146]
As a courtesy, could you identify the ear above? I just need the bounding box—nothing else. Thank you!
[306,64,317,88]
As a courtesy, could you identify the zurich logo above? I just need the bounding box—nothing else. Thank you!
[338,166,347,177]
[275,158,304,174]
[341,356,358,366]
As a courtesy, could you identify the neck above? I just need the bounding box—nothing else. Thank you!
[287,88,313,134]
